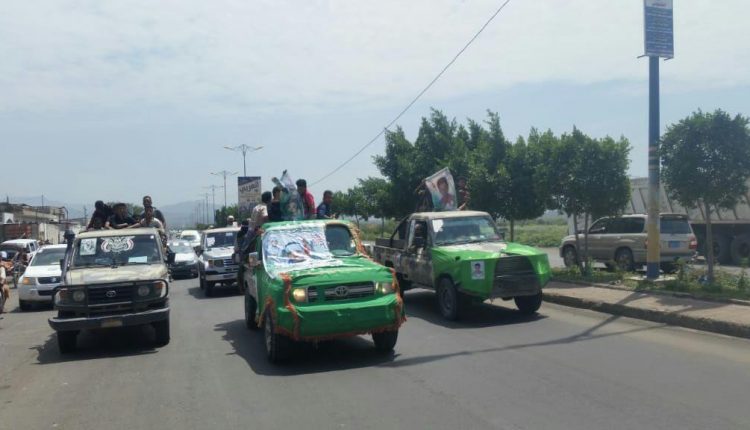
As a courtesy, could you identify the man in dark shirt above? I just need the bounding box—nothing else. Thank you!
[87,200,113,230]
[296,179,316,220]
[106,203,136,229]
[317,190,335,219]
[269,186,283,222]
[142,195,167,229]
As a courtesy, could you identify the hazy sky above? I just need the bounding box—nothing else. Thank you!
[2,0,749,207]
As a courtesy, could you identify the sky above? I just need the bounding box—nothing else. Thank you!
[1,0,749,208]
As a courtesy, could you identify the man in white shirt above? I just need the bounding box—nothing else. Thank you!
[249,192,271,229]
[0,252,10,314]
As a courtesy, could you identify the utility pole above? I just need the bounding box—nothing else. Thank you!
[204,185,223,221]
[211,171,237,210]
[224,144,263,177]
[642,0,674,279]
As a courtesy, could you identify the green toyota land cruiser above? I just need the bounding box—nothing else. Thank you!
[242,220,405,362]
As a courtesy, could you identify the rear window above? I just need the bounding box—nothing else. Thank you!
[661,217,691,234]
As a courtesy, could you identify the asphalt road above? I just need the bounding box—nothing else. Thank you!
[2,280,750,430]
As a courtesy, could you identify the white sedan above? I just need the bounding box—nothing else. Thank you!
[18,245,67,311]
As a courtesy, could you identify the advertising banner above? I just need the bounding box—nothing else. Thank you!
[238,176,261,219]
[644,0,674,58]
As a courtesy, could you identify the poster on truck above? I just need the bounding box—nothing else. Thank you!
[238,176,261,219]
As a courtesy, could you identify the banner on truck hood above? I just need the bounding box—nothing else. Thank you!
[238,176,261,219]
[424,168,457,211]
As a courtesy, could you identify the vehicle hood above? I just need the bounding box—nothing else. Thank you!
[23,265,62,278]
[203,247,233,259]
[271,257,393,287]
[66,264,168,285]
[434,241,545,259]
[175,252,197,263]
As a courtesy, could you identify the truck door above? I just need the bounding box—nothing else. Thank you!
[404,219,433,287]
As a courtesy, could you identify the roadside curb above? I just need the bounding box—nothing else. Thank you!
[543,289,750,340]
[551,277,750,307]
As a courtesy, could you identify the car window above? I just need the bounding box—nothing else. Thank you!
[608,218,626,234]
[589,218,610,234]
[661,217,691,234]
[622,218,645,234]
[432,216,501,245]
[325,225,357,256]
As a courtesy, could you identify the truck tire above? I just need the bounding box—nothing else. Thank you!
[713,234,731,265]
[57,331,77,354]
[562,246,578,268]
[372,330,398,352]
[514,292,543,315]
[436,278,461,321]
[615,248,635,272]
[730,234,750,266]
[264,311,291,363]
[204,281,214,297]
[244,289,258,330]
[153,319,170,346]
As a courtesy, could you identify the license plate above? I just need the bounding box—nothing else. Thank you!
[669,241,681,249]
[101,319,123,328]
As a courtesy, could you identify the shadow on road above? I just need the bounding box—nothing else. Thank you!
[214,319,397,376]
[187,285,241,300]
[32,325,160,364]
[403,289,547,329]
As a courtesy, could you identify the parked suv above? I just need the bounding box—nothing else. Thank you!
[197,226,240,296]
[559,214,697,273]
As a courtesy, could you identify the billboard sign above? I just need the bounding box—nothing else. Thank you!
[238,176,261,219]
[644,0,674,58]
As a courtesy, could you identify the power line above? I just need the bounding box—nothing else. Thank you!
[311,0,513,186]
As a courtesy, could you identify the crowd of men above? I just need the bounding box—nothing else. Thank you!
[86,196,167,241]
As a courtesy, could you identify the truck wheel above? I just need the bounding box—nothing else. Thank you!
[730,234,750,266]
[244,290,258,330]
[437,278,461,321]
[264,311,291,363]
[19,299,32,311]
[204,281,214,297]
[57,331,77,354]
[514,292,543,315]
[372,330,398,352]
[153,319,170,346]
[562,246,578,268]
[713,234,731,264]
[615,248,635,272]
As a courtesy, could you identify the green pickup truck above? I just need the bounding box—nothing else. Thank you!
[372,211,551,320]
[241,220,405,362]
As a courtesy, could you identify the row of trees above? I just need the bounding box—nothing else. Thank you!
[336,109,631,273]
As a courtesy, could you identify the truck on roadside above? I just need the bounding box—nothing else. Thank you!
[372,211,551,320]
[48,228,174,353]
[241,220,404,363]
[627,178,750,265]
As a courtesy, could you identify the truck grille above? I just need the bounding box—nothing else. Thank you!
[38,277,62,284]
[495,256,535,275]
[307,283,376,302]
[493,256,539,296]
[88,284,134,305]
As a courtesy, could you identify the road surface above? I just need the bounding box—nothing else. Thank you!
[1,279,749,430]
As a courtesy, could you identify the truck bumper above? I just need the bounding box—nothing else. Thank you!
[48,307,170,332]
[205,270,238,283]
[277,295,403,339]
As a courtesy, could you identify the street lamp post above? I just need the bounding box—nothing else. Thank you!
[204,185,223,221]
[223,144,263,177]
[211,171,237,210]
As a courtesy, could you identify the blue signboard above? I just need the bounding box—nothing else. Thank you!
[644,0,673,58]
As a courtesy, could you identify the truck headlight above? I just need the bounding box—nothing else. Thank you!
[21,277,36,285]
[376,282,394,294]
[153,281,167,297]
[137,285,151,297]
[292,288,308,303]
[72,290,86,302]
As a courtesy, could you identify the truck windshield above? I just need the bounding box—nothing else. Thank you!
[206,231,237,249]
[72,234,163,267]
[262,223,353,276]
[432,216,502,246]
[30,248,66,266]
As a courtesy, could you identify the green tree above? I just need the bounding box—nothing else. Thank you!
[214,205,239,227]
[497,136,546,241]
[661,110,750,283]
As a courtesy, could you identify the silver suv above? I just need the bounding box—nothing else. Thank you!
[559,214,697,273]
